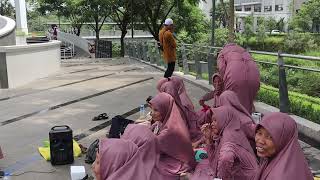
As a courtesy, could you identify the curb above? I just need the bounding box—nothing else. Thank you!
[131,57,320,145]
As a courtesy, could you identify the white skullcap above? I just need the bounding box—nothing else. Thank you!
[164,18,174,26]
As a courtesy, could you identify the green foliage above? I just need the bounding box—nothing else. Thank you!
[214,28,228,46]
[172,0,210,44]
[290,0,320,32]
[256,19,268,49]
[112,43,121,57]
[0,0,14,18]
[284,31,317,53]
[214,0,229,28]
[257,84,320,124]
[265,17,277,33]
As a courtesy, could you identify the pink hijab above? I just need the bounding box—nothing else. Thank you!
[121,124,160,180]
[208,106,255,177]
[157,77,195,110]
[159,81,203,142]
[99,138,148,180]
[170,76,195,110]
[254,113,313,180]
[150,93,196,170]
[217,43,260,114]
[218,90,256,141]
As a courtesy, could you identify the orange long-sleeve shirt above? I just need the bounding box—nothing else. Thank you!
[159,28,176,63]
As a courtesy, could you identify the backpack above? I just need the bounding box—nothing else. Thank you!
[85,139,99,164]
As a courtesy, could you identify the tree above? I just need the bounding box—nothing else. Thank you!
[276,18,285,32]
[80,0,111,41]
[243,15,254,46]
[228,0,235,42]
[170,0,210,44]
[66,0,86,36]
[37,0,69,26]
[256,17,268,49]
[134,0,201,41]
[265,17,277,34]
[0,0,15,18]
[214,0,229,28]
[290,0,320,32]
[110,0,133,57]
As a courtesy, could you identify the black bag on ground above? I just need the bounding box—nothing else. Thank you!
[108,115,134,138]
[85,139,99,164]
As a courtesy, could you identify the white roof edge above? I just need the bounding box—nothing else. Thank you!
[0,15,16,38]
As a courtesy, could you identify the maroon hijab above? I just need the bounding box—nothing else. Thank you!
[159,80,203,141]
[170,76,195,110]
[254,113,313,180]
[217,43,260,114]
[99,138,147,180]
[121,124,160,180]
[207,106,254,174]
[150,93,196,168]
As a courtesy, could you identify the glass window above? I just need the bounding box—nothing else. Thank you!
[254,5,261,12]
[264,5,272,12]
[244,5,252,11]
[275,4,283,11]
[235,6,242,11]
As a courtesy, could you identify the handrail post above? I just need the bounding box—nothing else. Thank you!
[278,51,290,113]
[195,46,202,79]
[182,44,189,74]
[155,41,162,66]
[207,47,214,84]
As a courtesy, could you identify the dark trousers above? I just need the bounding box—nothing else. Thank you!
[108,116,134,138]
[164,62,175,78]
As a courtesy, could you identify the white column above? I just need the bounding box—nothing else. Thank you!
[15,0,28,35]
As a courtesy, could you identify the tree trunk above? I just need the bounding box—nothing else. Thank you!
[76,24,82,36]
[228,0,235,43]
[120,30,127,57]
[76,27,81,36]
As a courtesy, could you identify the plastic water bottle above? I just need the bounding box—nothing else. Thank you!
[139,104,145,118]
[3,173,11,180]
[252,113,262,124]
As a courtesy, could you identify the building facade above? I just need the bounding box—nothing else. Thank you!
[199,0,308,31]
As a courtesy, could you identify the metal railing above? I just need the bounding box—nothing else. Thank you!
[57,32,91,57]
[125,40,320,113]
[60,40,75,59]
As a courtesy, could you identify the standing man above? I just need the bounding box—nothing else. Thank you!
[159,18,177,78]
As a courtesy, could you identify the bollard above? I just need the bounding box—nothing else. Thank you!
[277,51,290,113]
[181,44,189,74]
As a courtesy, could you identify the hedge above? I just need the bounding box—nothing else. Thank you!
[257,84,320,124]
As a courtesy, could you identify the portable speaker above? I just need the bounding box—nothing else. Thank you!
[49,125,74,165]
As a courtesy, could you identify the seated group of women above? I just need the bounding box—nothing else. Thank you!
[91,74,313,180]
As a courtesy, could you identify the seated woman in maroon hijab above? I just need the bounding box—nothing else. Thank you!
[149,92,196,179]
[199,73,224,108]
[91,138,148,180]
[217,90,256,147]
[190,106,258,180]
[254,112,313,180]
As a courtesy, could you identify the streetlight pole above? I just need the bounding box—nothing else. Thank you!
[211,0,216,46]
[131,0,134,38]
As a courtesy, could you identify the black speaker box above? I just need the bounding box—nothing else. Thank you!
[49,125,74,165]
